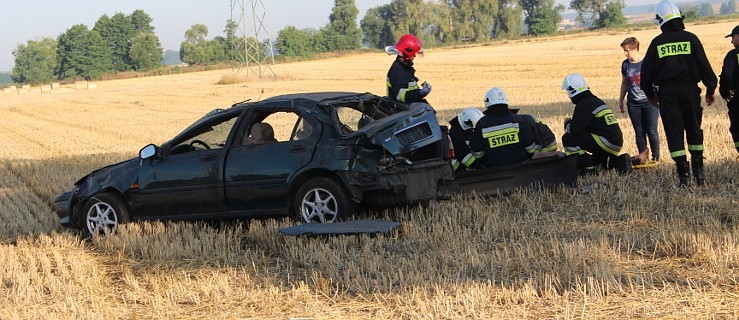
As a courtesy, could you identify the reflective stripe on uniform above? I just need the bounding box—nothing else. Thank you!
[671,149,686,158]
[481,123,519,136]
[541,141,558,152]
[688,144,704,151]
[591,134,621,156]
[472,150,484,158]
[462,153,476,167]
[592,105,617,125]
[565,146,585,155]
[451,159,460,171]
[525,142,537,153]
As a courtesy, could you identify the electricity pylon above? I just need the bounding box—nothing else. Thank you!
[230,0,276,78]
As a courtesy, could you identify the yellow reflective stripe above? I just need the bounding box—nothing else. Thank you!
[541,142,558,152]
[451,159,460,170]
[688,144,704,151]
[463,153,476,167]
[671,150,686,158]
[525,143,537,153]
[472,150,484,158]
[482,127,518,138]
[591,134,620,156]
[594,109,612,118]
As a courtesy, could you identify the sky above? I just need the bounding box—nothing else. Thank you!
[0,0,679,72]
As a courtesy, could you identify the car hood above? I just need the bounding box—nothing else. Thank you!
[74,157,139,187]
[351,103,441,156]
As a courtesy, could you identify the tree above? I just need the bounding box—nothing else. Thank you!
[323,0,362,51]
[94,13,135,71]
[722,0,737,14]
[56,24,112,79]
[570,0,606,24]
[223,19,239,60]
[522,0,565,35]
[361,5,394,49]
[596,0,626,27]
[180,24,212,64]
[276,26,312,57]
[449,0,499,42]
[495,0,524,38]
[698,3,714,16]
[681,4,699,20]
[11,38,57,84]
[130,10,155,33]
[129,32,163,70]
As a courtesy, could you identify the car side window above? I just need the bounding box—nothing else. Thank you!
[242,111,301,145]
[291,117,314,141]
[181,116,238,151]
[335,106,367,134]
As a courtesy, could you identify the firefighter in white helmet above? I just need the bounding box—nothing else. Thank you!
[448,108,484,171]
[469,87,547,168]
[640,0,717,186]
[561,73,631,173]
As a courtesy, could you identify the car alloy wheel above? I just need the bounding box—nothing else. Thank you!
[294,177,354,223]
[82,193,130,237]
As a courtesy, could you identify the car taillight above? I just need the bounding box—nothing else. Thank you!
[447,135,455,160]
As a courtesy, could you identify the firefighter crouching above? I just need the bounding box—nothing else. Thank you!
[469,87,556,168]
[561,73,632,173]
[449,108,484,171]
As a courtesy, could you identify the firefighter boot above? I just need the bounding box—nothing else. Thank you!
[691,156,705,186]
[676,160,691,187]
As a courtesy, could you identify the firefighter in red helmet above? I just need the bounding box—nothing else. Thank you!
[385,34,431,103]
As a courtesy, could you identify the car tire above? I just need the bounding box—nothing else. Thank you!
[292,177,354,223]
[81,193,130,237]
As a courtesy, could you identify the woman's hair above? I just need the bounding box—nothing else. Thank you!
[620,37,639,50]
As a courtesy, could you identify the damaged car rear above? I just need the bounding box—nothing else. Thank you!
[54,92,453,236]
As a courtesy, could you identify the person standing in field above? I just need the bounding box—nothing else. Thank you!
[719,25,739,158]
[640,0,717,187]
[385,34,431,103]
[561,73,631,173]
[618,37,661,164]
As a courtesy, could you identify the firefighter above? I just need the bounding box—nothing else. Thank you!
[561,73,630,173]
[719,25,739,157]
[449,108,484,171]
[640,0,717,186]
[385,34,431,103]
[469,87,540,168]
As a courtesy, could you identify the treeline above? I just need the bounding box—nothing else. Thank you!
[12,10,163,84]
[10,0,738,84]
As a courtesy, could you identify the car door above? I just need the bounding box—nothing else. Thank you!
[224,104,320,212]
[131,111,241,217]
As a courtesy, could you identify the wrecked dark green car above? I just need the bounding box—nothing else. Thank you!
[53,92,454,236]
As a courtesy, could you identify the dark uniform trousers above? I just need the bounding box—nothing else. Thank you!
[658,86,704,160]
[729,98,739,150]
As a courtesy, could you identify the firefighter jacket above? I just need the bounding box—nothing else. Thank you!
[517,114,558,152]
[640,19,717,99]
[448,116,482,171]
[565,91,624,155]
[386,56,424,103]
[720,47,739,101]
[469,108,538,168]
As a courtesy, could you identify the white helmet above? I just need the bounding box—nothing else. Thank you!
[655,0,682,27]
[484,87,509,109]
[457,108,484,130]
[561,73,589,98]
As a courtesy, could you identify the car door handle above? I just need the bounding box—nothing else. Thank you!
[200,153,217,161]
[289,145,307,153]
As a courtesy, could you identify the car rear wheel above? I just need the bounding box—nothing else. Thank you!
[293,177,354,223]
[82,193,130,237]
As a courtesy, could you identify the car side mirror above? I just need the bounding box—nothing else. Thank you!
[139,144,159,159]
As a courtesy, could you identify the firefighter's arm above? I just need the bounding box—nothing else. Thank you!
[719,50,737,101]
[640,43,657,99]
[693,35,718,97]
[566,107,592,135]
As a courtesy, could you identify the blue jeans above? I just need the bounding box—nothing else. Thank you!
[628,102,660,161]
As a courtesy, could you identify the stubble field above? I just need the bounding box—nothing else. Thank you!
[1,21,738,319]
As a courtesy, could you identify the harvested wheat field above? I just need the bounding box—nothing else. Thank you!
[2,20,739,319]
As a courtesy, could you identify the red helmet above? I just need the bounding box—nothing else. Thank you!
[393,34,423,59]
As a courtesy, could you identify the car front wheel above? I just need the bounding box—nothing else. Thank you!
[82,193,130,237]
[293,177,354,223]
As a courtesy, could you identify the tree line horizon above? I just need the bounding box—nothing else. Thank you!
[9,0,738,85]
